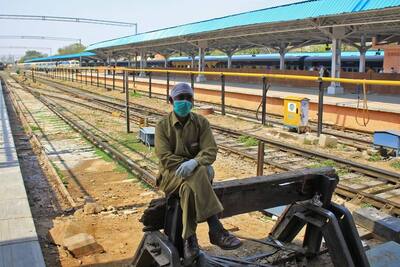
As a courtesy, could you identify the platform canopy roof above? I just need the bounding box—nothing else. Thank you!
[25,52,97,63]
[85,0,400,59]
[166,50,384,62]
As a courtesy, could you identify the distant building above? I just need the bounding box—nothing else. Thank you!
[373,39,400,73]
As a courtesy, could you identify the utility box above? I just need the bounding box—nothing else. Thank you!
[283,96,309,133]
[373,130,400,157]
[139,127,155,147]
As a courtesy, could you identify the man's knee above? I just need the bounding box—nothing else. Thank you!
[193,166,214,184]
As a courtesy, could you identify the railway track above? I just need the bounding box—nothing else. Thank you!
[36,72,373,149]
[10,74,400,216]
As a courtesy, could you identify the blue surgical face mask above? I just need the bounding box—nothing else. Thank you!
[173,100,192,117]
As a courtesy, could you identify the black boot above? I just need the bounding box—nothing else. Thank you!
[209,229,242,250]
[183,234,200,265]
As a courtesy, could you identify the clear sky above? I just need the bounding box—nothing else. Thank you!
[0,0,303,59]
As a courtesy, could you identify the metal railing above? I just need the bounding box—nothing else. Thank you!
[28,66,400,137]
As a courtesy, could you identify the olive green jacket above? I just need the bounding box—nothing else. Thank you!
[155,112,218,191]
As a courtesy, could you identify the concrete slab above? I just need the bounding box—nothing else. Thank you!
[353,207,400,243]
[0,82,45,266]
[366,241,400,267]
[376,189,400,200]
[0,218,38,246]
[0,241,44,267]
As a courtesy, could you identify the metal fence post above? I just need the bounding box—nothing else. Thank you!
[124,70,130,133]
[112,68,115,90]
[221,74,226,115]
[257,141,265,176]
[166,71,170,103]
[85,69,88,85]
[132,71,136,89]
[90,69,93,85]
[97,69,99,87]
[104,69,107,90]
[317,79,324,137]
[190,73,195,90]
[149,72,152,98]
[261,77,268,125]
[72,69,74,82]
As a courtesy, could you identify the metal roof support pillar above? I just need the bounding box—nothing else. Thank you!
[196,41,207,82]
[188,52,196,69]
[191,56,195,69]
[107,55,111,66]
[227,52,233,69]
[106,55,111,75]
[327,27,345,95]
[163,54,169,69]
[279,43,287,71]
[139,51,147,77]
[358,35,367,73]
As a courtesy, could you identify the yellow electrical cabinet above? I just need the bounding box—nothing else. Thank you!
[283,96,309,133]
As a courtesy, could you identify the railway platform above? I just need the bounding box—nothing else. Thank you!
[0,82,45,266]
[79,72,400,132]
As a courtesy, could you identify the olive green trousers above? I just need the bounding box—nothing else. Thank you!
[159,166,223,239]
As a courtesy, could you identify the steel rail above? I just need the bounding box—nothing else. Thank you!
[32,74,400,184]
[33,74,400,182]
[35,74,373,147]
[12,81,157,187]
[16,75,400,215]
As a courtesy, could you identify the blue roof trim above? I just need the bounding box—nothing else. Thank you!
[25,52,96,63]
[86,0,400,51]
[26,50,383,63]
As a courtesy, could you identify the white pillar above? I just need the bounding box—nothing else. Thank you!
[359,49,367,73]
[196,47,206,82]
[227,52,233,69]
[134,54,138,68]
[327,38,344,94]
[279,43,286,70]
[107,55,111,66]
[164,55,169,69]
[359,35,367,73]
[327,27,345,94]
[191,56,195,69]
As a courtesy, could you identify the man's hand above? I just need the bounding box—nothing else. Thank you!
[176,159,198,178]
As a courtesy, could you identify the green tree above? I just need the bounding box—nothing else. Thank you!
[57,43,86,55]
[19,50,48,62]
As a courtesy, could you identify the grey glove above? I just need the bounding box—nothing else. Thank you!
[176,159,198,178]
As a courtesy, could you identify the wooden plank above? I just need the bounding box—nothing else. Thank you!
[214,167,337,218]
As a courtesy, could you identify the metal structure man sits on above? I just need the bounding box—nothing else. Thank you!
[155,83,242,263]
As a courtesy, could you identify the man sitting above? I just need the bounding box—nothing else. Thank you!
[155,83,242,264]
